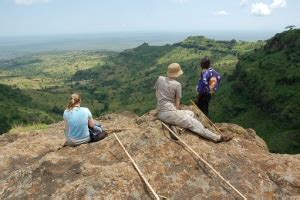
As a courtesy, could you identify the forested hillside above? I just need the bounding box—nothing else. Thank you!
[212,29,300,154]
[0,84,55,133]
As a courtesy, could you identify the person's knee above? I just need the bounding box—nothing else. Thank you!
[181,110,194,118]
[178,116,195,129]
[158,112,167,121]
[187,110,195,117]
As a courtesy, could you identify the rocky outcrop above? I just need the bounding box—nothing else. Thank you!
[0,106,299,199]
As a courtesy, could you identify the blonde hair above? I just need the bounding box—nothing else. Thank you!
[67,93,81,110]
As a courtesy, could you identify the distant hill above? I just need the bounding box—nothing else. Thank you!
[72,37,263,115]
[211,29,300,154]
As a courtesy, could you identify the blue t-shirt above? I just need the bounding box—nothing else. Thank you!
[63,107,92,145]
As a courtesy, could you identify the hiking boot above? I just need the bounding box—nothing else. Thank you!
[169,125,179,140]
[215,135,233,143]
[178,127,185,135]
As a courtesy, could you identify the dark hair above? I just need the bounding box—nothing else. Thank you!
[200,57,211,69]
[67,93,81,110]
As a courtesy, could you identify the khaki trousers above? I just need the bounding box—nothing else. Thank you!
[159,110,221,142]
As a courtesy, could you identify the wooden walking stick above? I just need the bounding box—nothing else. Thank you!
[161,122,247,200]
[113,133,161,200]
[105,128,135,133]
[190,99,223,136]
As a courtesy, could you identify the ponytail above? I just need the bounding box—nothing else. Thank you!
[67,93,81,110]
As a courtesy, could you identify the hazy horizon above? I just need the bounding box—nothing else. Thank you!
[0,29,282,38]
[0,30,280,60]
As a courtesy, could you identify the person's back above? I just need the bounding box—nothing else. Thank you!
[196,57,221,116]
[63,107,91,145]
[63,93,107,146]
[155,75,181,112]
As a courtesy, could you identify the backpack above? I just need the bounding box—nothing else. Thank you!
[89,123,107,142]
[197,67,222,94]
[209,68,222,92]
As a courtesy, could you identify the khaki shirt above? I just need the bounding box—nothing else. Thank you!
[154,76,182,112]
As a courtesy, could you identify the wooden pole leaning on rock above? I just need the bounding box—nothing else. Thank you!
[161,122,247,200]
[190,99,223,136]
[105,128,135,133]
[113,133,161,200]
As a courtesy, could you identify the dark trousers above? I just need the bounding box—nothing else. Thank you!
[89,124,107,143]
[196,93,211,116]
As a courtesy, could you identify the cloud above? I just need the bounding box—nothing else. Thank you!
[270,0,286,9]
[213,10,230,16]
[14,0,50,6]
[250,0,286,16]
[251,2,271,16]
[240,0,248,6]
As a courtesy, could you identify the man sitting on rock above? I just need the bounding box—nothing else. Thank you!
[154,63,232,143]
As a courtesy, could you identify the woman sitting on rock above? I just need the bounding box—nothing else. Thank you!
[63,93,107,146]
[154,63,232,143]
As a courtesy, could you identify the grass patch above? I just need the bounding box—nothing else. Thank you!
[9,123,49,134]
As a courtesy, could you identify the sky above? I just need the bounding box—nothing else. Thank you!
[0,0,299,36]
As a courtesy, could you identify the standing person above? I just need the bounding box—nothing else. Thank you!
[155,63,231,142]
[63,93,107,146]
[196,57,221,116]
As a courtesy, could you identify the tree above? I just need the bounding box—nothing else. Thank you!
[0,116,11,134]
[285,25,296,30]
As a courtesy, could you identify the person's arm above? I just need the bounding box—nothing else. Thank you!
[198,71,209,94]
[87,108,96,128]
[64,118,69,138]
[88,118,96,128]
[175,95,180,109]
[175,84,182,109]
[197,78,202,93]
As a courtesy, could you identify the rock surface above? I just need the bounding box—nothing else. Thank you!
[0,106,299,199]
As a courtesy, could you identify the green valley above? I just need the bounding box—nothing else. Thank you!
[0,51,115,133]
[72,37,264,115]
[0,37,262,133]
[0,30,299,154]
